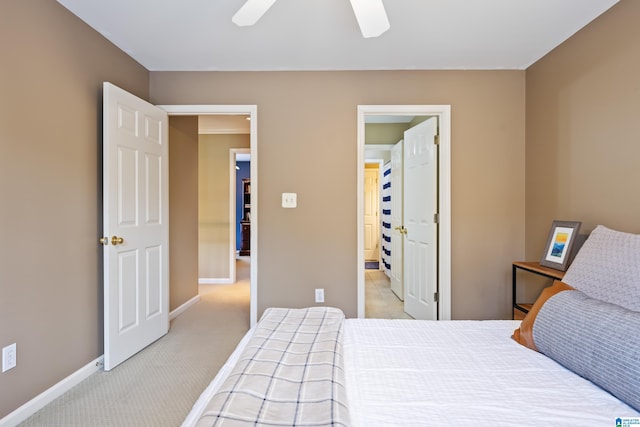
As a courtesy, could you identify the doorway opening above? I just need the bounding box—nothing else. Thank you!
[357,105,451,320]
[160,105,258,327]
[364,161,382,266]
[233,150,251,256]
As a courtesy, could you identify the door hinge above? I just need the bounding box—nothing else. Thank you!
[433,213,439,224]
[434,134,440,145]
[434,292,439,303]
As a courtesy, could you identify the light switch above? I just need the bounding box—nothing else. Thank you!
[282,193,297,208]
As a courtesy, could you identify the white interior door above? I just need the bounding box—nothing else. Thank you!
[103,82,169,371]
[403,118,438,320]
[389,141,404,300]
[364,168,380,261]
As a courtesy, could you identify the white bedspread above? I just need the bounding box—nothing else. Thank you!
[343,319,639,427]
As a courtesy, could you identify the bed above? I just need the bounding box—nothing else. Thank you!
[182,225,640,426]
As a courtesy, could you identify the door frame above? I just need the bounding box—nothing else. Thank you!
[158,104,258,327]
[357,105,451,320]
[363,164,382,263]
[230,148,251,281]
[364,145,393,271]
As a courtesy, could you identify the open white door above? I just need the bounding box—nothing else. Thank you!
[102,82,169,371]
[389,140,404,300]
[403,118,438,320]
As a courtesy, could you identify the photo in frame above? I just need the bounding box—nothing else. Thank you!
[540,220,582,271]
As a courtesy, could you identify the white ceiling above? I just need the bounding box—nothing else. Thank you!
[56,0,618,72]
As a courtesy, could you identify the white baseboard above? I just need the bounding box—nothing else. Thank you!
[0,356,104,427]
[198,278,233,285]
[170,294,200,321]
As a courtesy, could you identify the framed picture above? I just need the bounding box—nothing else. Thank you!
[540,220,582,271]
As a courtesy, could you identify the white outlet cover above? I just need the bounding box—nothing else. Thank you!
[282,193,297,208]
[2,343,16,372]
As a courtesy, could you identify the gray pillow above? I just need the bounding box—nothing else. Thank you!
[533,290,640,411]
[562,225,640,312]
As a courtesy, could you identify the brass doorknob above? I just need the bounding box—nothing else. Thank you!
[99,237,109,246]
[394,226,408,235]
[111,236,124,245]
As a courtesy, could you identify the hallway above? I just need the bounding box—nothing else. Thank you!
[365,269,413,319]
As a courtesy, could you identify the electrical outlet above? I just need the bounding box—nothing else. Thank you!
[2,343,17,372]
[315,288,325,303]
[282,193,297,208]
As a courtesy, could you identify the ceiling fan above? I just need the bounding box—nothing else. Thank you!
[232,0,390,38]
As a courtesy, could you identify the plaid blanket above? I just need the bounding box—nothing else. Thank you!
[195,307,351,426]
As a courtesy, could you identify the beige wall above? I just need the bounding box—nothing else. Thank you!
[169,117,200,310]
[0,0,149,419]
[151,70,526,320]
[525,0,640,278]
[198,134,250,279]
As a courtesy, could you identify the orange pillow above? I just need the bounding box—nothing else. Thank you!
[512,280,574,351]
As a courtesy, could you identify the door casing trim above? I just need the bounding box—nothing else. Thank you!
[230,147,251,282]
[158,104,258,327]
[357,105,451,320]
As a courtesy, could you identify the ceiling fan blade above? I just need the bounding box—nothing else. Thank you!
[232,0,278,26]
[349,0,390,38]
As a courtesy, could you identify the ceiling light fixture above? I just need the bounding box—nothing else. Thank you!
[232,0,389,38]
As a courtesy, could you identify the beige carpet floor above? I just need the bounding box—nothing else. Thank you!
[19,259,251,427]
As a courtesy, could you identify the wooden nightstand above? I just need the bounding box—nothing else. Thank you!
[512,261,565,320]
